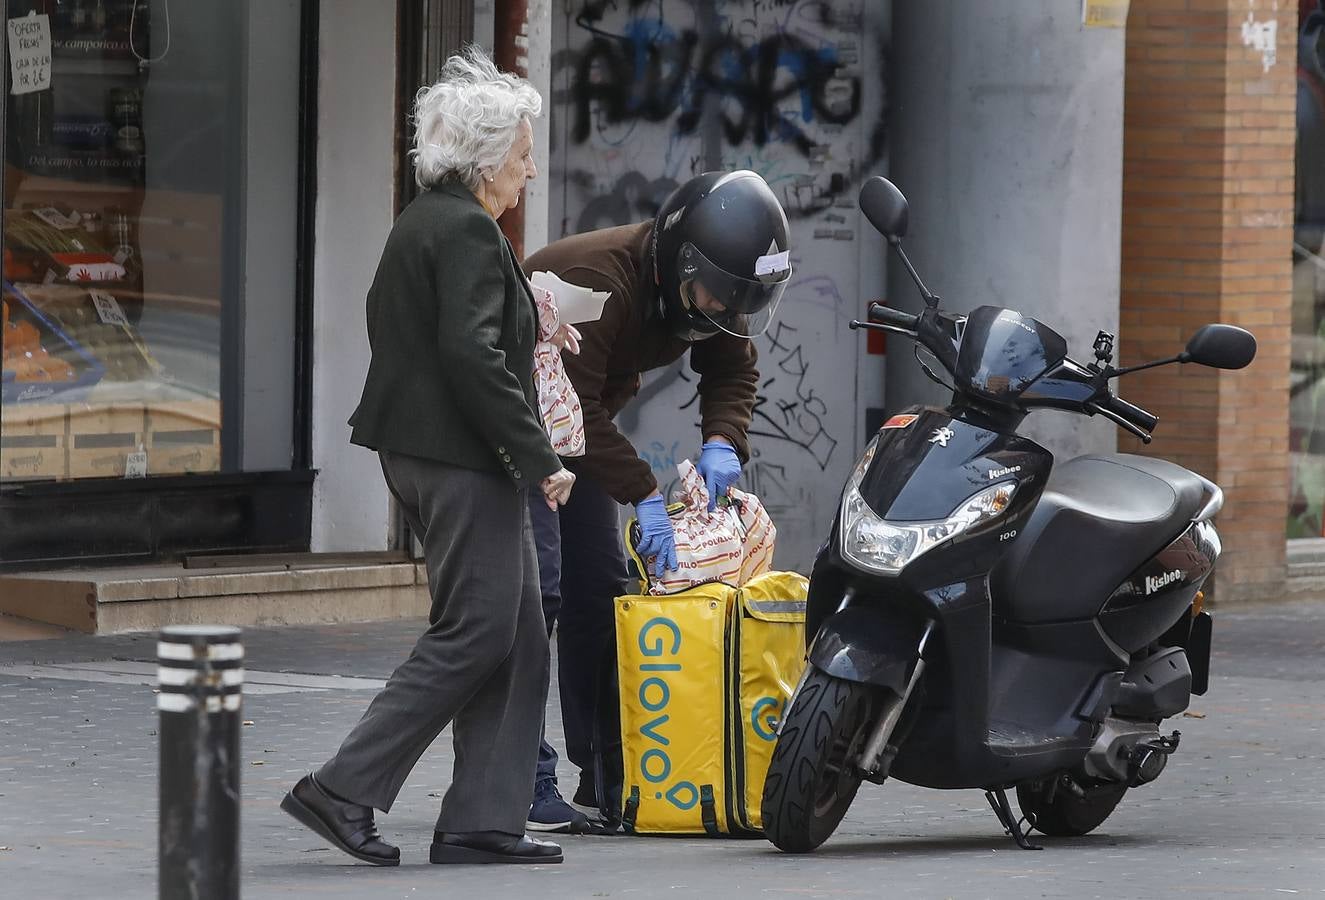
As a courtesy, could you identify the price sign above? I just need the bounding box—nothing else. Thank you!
[90,290,130,327]
[125,450,148,479]
[32,207,76,230]
[8,12,51,96]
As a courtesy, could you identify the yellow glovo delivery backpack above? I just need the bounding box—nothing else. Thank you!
[618,461,807,836]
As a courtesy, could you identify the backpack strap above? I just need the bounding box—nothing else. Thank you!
[621,785,640,834]
[700,784,721,837]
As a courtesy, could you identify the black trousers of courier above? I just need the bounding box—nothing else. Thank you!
[317,450,550,835]
[527,469,632,822]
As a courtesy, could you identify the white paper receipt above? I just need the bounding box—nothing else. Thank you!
[754,250,790,277]
[529,271,611,325]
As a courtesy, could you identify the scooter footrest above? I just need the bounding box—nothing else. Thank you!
[989,722,1093,759]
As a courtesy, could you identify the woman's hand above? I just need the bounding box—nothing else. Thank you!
[541,468,576,510]
[549,323,581,355]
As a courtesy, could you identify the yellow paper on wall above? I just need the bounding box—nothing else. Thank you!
[1083,0,1129,28]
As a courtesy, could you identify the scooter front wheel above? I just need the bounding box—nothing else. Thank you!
[761,667,884,853]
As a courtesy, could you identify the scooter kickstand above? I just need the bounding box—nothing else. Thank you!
[984,788,1042,851]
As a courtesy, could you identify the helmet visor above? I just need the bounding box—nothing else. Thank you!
[677,241,791,339]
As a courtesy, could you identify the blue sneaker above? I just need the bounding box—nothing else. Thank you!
[526,777,591,834]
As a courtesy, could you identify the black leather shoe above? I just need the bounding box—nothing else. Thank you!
[430,830,563,864]
[280,773,400,866]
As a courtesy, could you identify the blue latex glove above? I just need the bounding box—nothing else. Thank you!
[697,441,742,511]
[634,494,678,579]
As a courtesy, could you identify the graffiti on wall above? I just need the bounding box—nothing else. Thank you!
[567,12,862,154]
[751,320,838,469]
[552,0,889,567]
[633,320,839,470]
[553,0,887,227]
[614,307,842,560]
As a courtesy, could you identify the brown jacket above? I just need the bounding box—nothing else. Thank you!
[523,222,758,505]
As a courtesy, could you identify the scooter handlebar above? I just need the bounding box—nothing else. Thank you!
[856,302,1160,442]
[867,302,920,333]
[1087,394,1158,444]
[1103,395,1159,432]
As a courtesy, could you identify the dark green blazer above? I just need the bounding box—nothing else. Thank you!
[348,180,561,489]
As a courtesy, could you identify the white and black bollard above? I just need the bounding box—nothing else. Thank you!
[158,625,243,900]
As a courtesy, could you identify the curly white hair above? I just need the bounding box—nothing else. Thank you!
[410,45,542,191]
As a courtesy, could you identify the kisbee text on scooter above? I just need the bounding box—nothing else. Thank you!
[760,177,1257,854]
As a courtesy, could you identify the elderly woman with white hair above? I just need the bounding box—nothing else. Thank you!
[281,46,574,866]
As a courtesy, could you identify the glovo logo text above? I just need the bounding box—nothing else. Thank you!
[636,616,701,811]
[750,695,784,742]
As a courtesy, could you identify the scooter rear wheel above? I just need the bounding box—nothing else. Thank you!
[761,668,882,853]
[1016,777,1128,837]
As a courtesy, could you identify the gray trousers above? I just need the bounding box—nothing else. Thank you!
[317,451,549,835]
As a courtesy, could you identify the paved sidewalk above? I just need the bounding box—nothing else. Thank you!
[0,601,1322,899]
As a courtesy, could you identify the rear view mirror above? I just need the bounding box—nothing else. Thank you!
[1183,324,1257,370]
[859,177,910,243]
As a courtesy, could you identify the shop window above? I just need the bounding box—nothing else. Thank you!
[1,0,301,483]
[1294,3,1325,537]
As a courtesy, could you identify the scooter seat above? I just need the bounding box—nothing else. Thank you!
[991,454,1210,624]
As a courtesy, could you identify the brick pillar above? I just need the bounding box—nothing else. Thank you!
[1120,0,1294,605]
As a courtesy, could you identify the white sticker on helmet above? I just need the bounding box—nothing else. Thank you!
[755,249,790,276]
[664,207,685,231]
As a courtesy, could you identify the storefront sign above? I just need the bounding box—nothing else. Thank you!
[1083,0,1129,28]
[7,12,52,95]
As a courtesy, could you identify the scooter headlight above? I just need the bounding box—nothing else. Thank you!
[839,440,1017,575]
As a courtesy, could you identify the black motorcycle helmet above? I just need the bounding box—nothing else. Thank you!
[651,170,792,342]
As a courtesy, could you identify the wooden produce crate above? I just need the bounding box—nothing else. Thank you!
[145,399,220,475]
[67,403,144,479]
[0,403,68,480]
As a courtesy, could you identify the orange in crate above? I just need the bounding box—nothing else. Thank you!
[3,300,77,383]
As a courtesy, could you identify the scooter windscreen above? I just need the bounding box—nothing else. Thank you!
[953,307,1069,404]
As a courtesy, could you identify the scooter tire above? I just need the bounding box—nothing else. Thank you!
[761,667,883,853]
[1016,778,1128,837]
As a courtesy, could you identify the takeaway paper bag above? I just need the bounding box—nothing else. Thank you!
[640,459,776,595]
[532,284,585,457]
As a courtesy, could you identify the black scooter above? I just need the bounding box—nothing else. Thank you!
[760,177,1257,853]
